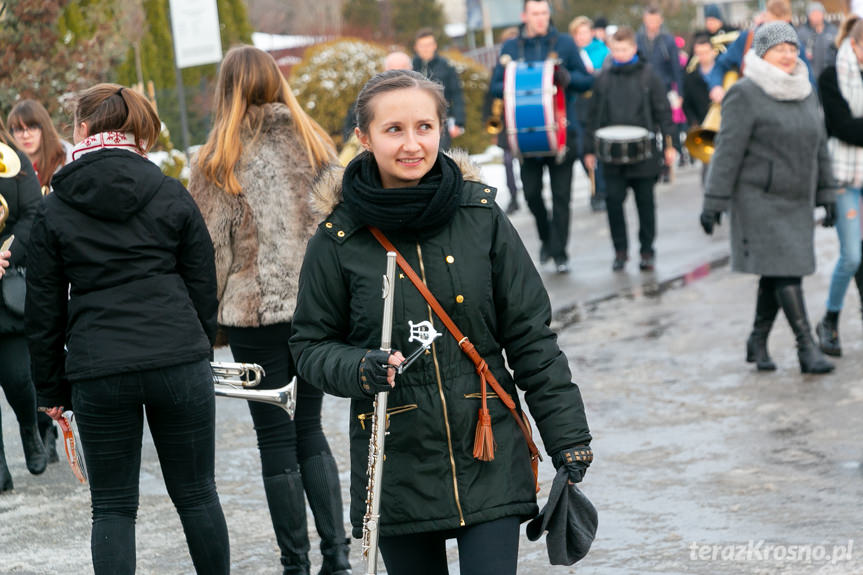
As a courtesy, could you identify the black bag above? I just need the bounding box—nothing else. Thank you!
[1,266,26,316]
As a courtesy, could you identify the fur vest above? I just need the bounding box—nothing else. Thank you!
[189,103,326,327]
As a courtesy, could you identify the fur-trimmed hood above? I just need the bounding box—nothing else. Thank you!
[309,148,483,218]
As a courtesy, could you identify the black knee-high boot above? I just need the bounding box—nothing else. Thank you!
[19,423,47,475]
[263,471,311,575]
[301,453,351,575]
[775,283,835,374]
[0,431,13,492]
[747,282,779,371]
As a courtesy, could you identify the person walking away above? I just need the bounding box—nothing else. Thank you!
[798,2,838,81]
[814,15,863,356]
[489,0,594,273]
[27,83,230,574]
[290,69,593,575]
[0,116,48,492]
[413,28,466,152]
[7,98,74,461]
[584,26,677,272]
[700,22,836,374]
[190,45,351,575]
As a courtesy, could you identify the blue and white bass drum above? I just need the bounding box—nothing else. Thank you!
[503,59,567,158]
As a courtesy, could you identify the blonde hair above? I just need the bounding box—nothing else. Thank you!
[569,16,593,35]
[197,45,336,195]
[765,0,792,20]
[74,83,160,154]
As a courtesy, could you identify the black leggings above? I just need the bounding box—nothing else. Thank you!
[759,276,801,292]
[0,334,38,430]
[73,358,229,574]
[227,323,331,477]
[378,516,521,575]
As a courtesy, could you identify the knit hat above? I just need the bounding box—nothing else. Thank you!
[807,1,825,14]
[753,21,799,57]
[704,4,723,20]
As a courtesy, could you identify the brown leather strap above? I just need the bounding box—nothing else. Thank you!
[368,226,541,464]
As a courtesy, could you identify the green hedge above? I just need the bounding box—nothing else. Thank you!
[291,39,492,154]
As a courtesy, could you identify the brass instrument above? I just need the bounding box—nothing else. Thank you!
[686,30,741,73]
[0,142,21,179]
[486,98,504,135]
[362,251,397,574]
[685,70,739,164]
[0,194,8,234]
[211,361,296,418]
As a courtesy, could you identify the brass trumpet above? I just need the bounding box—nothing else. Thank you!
[0,142,21,179]
[686,70,739,164]
[211,362,296,418]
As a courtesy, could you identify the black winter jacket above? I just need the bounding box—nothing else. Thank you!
[818,65,863,147]
[0,149,41,335]
[26,149,217,407]
[585,59,677,179]
[291,152,591,538]
[683,66,712,126]
[413,54,466,129]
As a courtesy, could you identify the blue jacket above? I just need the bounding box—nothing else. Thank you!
[489,23,593,142]
[584,38,610,70]
[636,28,683,94]
[707,27,815,89]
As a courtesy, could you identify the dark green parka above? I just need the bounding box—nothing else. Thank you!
[290,151,591,538]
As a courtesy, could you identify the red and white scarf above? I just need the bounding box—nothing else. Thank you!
[71,131,146,162]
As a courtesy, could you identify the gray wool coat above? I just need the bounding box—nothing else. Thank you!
[704,77,835,277]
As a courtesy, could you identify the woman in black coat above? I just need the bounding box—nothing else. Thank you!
[291,70,592,574]
[813,15,863,356]
[0,117,48,492]
[26,84,229,574]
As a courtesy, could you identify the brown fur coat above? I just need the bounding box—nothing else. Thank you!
[189,103,327,327]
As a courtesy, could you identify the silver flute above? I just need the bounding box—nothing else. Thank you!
[362,251,397,574]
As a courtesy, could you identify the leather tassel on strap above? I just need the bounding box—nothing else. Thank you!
[472,369,496,461]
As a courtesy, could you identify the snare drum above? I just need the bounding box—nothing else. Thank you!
[594,125,653,165]
[503,60,567,158]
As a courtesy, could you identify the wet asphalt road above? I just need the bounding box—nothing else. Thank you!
[2,164,862,574]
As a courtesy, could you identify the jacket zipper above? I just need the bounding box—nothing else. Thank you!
[416,242,466,526]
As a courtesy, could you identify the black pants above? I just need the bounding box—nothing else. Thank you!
[520,145,578,263]
[759,276,801,292]
[378,516,521,575]
[0,335,38,431]
[72,358,229,575]
[604,170,656,256]
[226,323,331,477]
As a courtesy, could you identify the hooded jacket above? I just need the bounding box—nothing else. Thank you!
[26,148,217,406]
[0,148,41,334]
[290,151,591,538]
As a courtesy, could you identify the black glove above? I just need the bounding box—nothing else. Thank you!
[553,65,570,89]
[358,349,396,396]
[820,202,836,228]
[552,445,593,484]
[700,209,722,235]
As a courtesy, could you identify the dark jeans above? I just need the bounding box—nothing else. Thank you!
[72,358,229,575]
[604,171,656,256]
[520,145,578,263]
[379,516,521,575]
[0,335,38,430]
[226,323,331,477]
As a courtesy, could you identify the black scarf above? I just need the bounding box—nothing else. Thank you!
[342,152,464,238]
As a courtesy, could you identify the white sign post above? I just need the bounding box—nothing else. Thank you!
[167,0,223,151]
[169,0,223,69]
